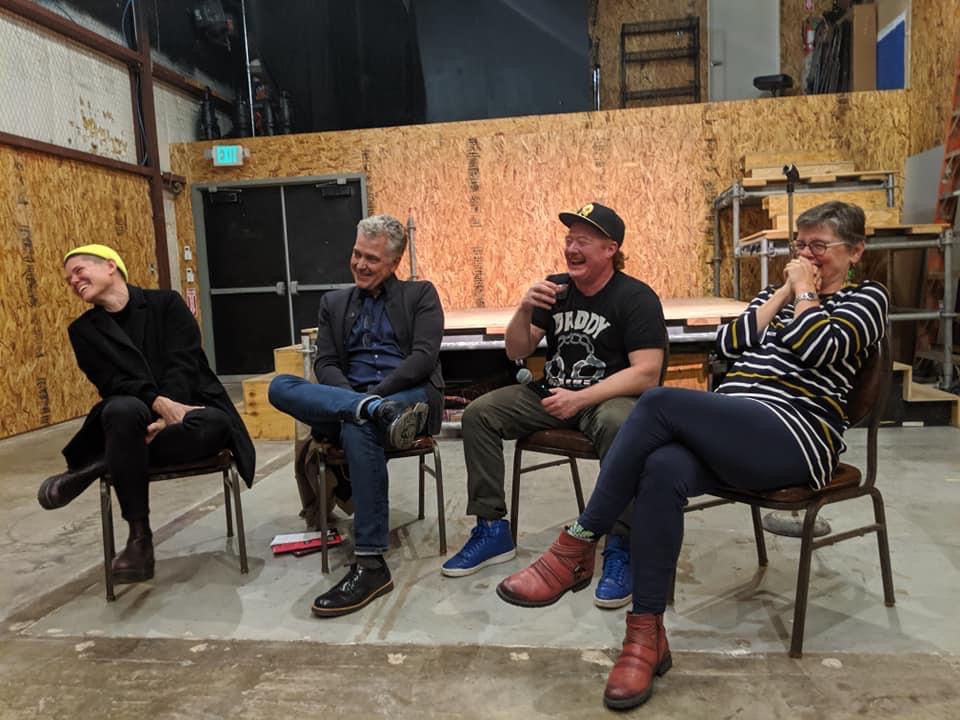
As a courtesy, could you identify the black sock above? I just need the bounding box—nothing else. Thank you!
[357,555,385,569]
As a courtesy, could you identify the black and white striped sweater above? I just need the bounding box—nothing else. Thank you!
[715,280,889,489]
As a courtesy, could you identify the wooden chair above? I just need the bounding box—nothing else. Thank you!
[99,449,248,601]
[302,436,447,573]
[674,335,894,657]
[509,343,670,545]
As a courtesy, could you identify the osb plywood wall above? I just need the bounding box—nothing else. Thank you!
[591,0,708,109]
[0,145,155,439]
[172,89,909,312]
[909,0,960,154]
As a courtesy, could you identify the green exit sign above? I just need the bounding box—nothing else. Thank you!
[212,145,245,167]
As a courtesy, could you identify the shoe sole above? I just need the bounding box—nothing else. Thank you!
[310,579,394,618]
[602,653,672,710]
[387,403,428,450]
[594,593,632,609]
[441,548,516,577]
[113,566,155,584]
[496,576,591,608]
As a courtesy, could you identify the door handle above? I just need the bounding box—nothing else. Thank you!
[289,280,299,295]
[711,60,723,67]
[275,281,286,296]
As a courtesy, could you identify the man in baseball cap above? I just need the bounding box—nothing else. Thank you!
[444,202,666,613]
[38,244,255,586]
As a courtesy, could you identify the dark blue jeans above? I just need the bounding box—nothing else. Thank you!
[268,374,429,555]
[578,387,812,614]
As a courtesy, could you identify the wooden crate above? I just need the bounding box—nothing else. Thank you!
[274,344,306,377]
[241,372,295,440]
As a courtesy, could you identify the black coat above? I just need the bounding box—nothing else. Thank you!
[62,285,256,486]
[313,274,445,435]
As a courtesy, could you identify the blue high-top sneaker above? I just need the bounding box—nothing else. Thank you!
[594,534,632,608]
[441,518,516,577]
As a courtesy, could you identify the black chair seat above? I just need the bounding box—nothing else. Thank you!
[753,73,793,92]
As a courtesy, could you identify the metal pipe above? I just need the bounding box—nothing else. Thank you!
[712,202,721,296]
[407,213,419,279]
[760,236,769,288]
[241,0,256,137]
[887,311,948,322]
[732,185,741,299]
[592,65,601,111]
[942,229,955,389]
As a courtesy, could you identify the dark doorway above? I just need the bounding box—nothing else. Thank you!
[199,177,366,374]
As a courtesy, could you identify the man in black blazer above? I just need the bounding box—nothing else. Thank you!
[268,214,444,618]
[38,244,255,585]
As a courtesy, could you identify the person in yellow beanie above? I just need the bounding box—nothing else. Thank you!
[38,245,255,584]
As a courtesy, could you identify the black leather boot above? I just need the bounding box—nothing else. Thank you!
[37,460,107,510]
[112,519,155,584]
[311,557,393,617]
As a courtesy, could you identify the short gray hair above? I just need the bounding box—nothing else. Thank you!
[357,214,407,258]
[796,201,866,246]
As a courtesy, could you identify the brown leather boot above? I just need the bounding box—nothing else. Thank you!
[496,530,597,607]
[603,612,672,710]
[112,521,155,584]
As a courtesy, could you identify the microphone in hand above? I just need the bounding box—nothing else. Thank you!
[516,368,552,399]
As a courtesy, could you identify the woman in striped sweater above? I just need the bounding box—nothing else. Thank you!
[495,201,889,710]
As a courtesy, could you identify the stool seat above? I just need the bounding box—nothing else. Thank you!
[753,73,793,96]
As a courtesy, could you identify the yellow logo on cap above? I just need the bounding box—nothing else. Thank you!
[578,203,594,217]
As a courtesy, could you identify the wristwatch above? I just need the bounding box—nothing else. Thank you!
[795,291,818,302]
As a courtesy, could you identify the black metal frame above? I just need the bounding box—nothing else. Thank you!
[99,449,248,601]
[620,16,700,107]
[674,336,895,657]
[306,438,447,573]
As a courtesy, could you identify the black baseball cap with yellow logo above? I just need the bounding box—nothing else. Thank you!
[559,202,625,245]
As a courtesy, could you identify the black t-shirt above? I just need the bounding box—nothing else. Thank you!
[531,272,666,390]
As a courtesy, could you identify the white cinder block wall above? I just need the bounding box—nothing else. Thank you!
[1,5,233,292]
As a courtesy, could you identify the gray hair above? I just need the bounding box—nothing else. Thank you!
[796,201,867,245]
[357,214,407,259]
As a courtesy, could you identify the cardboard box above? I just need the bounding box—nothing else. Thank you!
[850,3,877,91]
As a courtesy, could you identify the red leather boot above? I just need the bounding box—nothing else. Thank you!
[603,612,672,710]
[496,530,597,607]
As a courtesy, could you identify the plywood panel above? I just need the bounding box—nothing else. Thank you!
[0,144,154,439]
[173,91,908,315]
[909,0,960,154]
[592,0,707,110]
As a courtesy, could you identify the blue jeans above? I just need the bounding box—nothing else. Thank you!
[268,374,429,555]
[577,387,811,614]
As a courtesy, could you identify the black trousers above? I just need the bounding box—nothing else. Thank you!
[100,396,233,522]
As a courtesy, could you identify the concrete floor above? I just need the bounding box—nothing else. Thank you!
[1,418,959,718]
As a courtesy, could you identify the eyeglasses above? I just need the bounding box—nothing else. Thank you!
[789,240,848,257]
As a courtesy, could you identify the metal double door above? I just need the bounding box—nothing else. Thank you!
[200,177,366,375]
